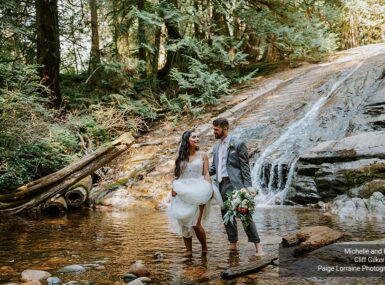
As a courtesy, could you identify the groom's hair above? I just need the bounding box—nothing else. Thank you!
[213,117,229,129]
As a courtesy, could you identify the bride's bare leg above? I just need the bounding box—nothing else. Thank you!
[194,205,208,254]
[183,237,193,257]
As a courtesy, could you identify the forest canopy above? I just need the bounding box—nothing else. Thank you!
[1,0,384,192]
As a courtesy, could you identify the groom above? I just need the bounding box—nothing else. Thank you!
[209,117,263,254]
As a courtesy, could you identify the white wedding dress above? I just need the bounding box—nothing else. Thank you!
[167,154,215,238]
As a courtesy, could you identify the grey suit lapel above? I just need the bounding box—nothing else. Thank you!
[226,135,233,165]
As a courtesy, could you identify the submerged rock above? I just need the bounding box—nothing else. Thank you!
[47,277,62,284]
[126,261,150,277]
[21,270,51,282]
[23,281,43,285]
[57,265,86,274]
[127,277,151,285]
[122,273,137,283]
[153,251,165,261]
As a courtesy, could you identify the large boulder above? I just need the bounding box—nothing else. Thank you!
[330,192,385,219]
[290,131,385,204]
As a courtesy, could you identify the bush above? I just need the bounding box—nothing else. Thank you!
[170,56,232,105]
[0,63,81,192]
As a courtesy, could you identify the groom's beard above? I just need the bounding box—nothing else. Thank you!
[214,132,224,139]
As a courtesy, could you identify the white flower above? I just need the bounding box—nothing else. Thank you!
[241,200,248,207]
[232,198,241,208]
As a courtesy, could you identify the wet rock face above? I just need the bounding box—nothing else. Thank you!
[290,131,385,204]
[330,192,385,219]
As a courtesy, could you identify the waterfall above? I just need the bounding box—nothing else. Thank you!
[251,60,364,206]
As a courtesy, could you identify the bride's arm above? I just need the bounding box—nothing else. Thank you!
[202,153,212,184]
[171,176,177,197]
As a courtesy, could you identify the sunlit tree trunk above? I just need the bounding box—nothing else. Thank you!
[137,0,147,77]
[35,0,61,108]
[158,0,181,80]
[89,0,101,76]
[112,0,120,60]
[193,0,205,40]
[341,13,359,49]
[261,35,278,62]
[152,26,161,89]
[245,31,261,62]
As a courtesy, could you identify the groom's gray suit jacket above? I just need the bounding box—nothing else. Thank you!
[209,135,253,190]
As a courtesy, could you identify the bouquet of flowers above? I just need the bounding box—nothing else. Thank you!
[223,188,257,226]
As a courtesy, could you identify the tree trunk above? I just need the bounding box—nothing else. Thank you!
[261,35,278,62]
[152,26,162,89]
[245,31,261,62]
[137,0,147,77]
[89,0,101,79]
[157,0,181,80]
[341,13,358,49]
[35,0,61,108]
[112,0,120,60]
[193,0,205,40]
[212,9,230,37]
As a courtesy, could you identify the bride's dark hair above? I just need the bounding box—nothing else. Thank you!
[174,130,197,179]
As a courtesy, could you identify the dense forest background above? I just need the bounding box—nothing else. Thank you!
[1,0,384,193]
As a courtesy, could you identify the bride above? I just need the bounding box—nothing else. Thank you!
[168,130,218,257]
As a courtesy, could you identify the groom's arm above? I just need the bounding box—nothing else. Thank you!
[237,141,252,188]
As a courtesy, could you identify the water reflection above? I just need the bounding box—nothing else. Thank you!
[1,206,385,284]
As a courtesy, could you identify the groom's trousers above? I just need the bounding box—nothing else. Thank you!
[220,179,260,243]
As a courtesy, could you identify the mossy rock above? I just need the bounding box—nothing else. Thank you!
[343,162,385,188]
[357,180,385,199]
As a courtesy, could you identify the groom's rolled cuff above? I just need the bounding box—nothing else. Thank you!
[220,176,230,182]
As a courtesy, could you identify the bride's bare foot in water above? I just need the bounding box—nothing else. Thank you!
[183,251,193,257]
[228,242,238,251]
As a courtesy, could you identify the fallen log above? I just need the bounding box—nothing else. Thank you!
[282,226,345,257]
[0,133,134,203]
[42,196,68,214]
[221,254,277,279]
[132,141,163,148]
[88,159,157,205]
[64,176,92,208]
[0,133,135,215]
[281,232,300,247]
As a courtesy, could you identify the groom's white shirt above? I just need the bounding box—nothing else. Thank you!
[219,135,231,178]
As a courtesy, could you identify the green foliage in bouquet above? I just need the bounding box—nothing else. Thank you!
[223,188,257,227]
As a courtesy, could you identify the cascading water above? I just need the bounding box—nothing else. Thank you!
[251,60,365,206]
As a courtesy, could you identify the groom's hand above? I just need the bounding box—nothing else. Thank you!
[247,187,257,197]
